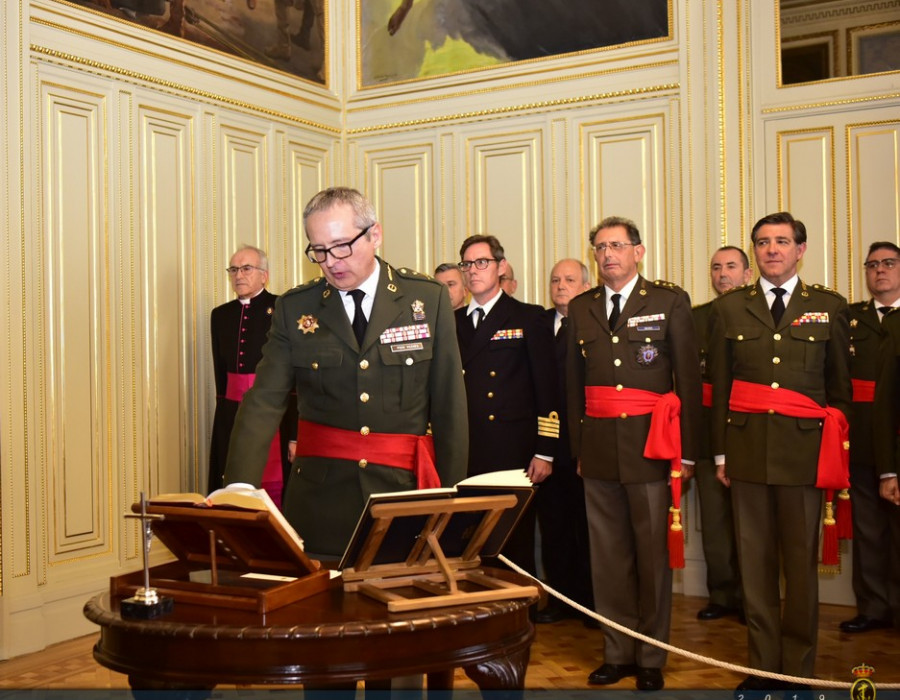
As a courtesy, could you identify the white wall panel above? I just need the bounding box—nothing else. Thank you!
[848,120,900,298]
[580,115,667,283]
[774,128,837,288]
[468,130,543,300]
[366,145,434,274]
[41,81,108,560]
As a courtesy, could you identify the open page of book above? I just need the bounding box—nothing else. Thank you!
[456,469,533,488]
[211,483,306,551]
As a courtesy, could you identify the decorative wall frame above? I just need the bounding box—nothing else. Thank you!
[781,30,838,84]
[848,21,900,76]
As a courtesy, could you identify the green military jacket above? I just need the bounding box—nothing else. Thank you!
[224,258,468,555]
[708,279,851,485]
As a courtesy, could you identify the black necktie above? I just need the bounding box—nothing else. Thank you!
[472,307,484,328]
[878,306,892,317]
[608,293,621,329]
[557,316,568,338]
[349,289,367,345]
[770,287,787,325]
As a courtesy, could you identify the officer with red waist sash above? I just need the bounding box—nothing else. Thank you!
[567,216,702,692]
[224,187,467,558]
[708,212,852,691]
[209,245,296,502]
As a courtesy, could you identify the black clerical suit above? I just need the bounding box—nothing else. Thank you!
[209,289,296,494]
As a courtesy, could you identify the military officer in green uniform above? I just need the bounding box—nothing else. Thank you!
[874,307,900,629]
[692,246,751,623]
[224,187,468,558]
[841,242,900,633]
[708,212,851,690]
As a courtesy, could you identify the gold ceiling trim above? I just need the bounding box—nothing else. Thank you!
[347,84,680,135]
[30,43,341,134]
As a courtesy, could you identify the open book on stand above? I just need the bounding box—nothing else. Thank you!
[111,483,333,613]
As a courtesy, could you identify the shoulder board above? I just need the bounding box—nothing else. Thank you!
[692,300,713,312]
[393,266,442,287]
[849,299,869,311]
[651,279,685,293]
[810,283,845,299]
[719,284,750,298]
[283,277,326,297]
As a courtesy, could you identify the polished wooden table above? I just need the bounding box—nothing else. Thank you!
[84,570,538,692]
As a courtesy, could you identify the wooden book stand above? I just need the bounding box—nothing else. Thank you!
[111,502,333,613]
[341,494,539,612]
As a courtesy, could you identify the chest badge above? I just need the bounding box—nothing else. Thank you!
[412,299,426,321]
[298,314,319,334]
[636,344,659,366]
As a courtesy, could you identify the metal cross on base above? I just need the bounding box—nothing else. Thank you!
[121,491,174,619]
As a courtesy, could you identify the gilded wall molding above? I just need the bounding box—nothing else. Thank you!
[762,91,900,112]
[781,0,900,26]
[347,84,680,135]
[30,44,341,134]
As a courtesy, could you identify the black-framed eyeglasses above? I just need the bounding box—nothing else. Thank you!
[305,225,373,264]
[458,258,498,271]
[864,258,899,271]
[593,241,635,253]
[226,265,266,275]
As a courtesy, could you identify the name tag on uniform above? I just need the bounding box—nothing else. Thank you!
[491,328,524,341]
[628,313,665,329]
[792,312,829,325]
[380,323,430,344]
[391,342,424,352]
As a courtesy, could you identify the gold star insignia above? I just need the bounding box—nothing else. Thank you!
[298,314,319,334]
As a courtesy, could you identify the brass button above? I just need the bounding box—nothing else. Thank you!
[359,459,368,468]
[360,426,370,436]
[620,412,628,419]
[614,359,622,367]
[578,339,584,345]
[488,415,495,421]
[645,337,651,343]
[359,359,369,369]
[616,384,623,391]
[808,336,815,342]
[487,392,494,398]
[360,392,370,402]
[771,382,779,390]
[768,409,775,415]
[737,335,744,341]
[727,417,732,424]
[462,369,466,375]
[311,361,319,370]
[612,336,620,344]
[772,357,780,364]
[405,357,414,366]
[773,333,781,341]
[490,371,497,377]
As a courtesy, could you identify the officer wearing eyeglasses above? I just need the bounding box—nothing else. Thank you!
[224,187,468,559]
[841,241,900,634]
[209,245,296,500]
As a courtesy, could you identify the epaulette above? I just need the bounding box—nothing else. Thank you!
[394,266,442,286]
[651,279,685,294]
[719,284,750,297]
[849,299,869,311]
[282,276,326,298]
[810,283,845,299]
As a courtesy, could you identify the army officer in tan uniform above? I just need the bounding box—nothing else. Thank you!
[225,187,468,558]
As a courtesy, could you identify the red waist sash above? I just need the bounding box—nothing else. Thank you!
[851,378,875,403]
[584,385,685,568]
[728,379,849,490]
[702,382,713,408]
[295,419,440,490]
[225,372,256,401]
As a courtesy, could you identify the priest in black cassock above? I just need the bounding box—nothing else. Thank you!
[208,245,295,501]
